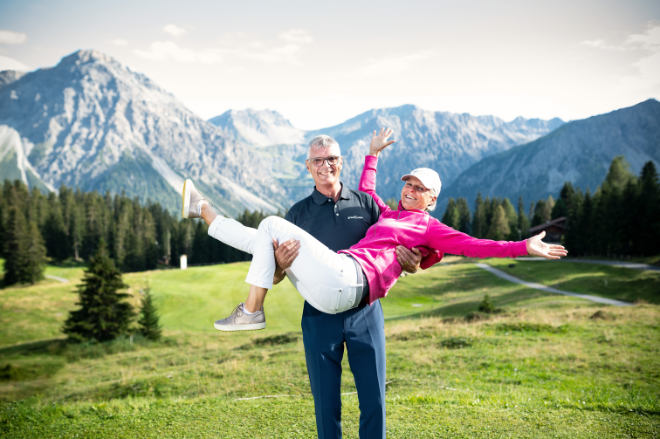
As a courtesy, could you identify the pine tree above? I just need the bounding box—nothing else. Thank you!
[478,294,495,314]
[486,205,510,240]
[63,242,134,342]
[472,193,486,237]
[637,161,660,255]
[601,156,634,193]
[442,199,460,229]
[43,195,69,261]
[22,221,47,284]
[456,198,471,233]
[501,198,518,240]
[3,207,28,285]
[137,288,162,341]
[2,207,46,285]
[531,197,554,227]
[596,157,635,256]
[577,192,595,255]
[161,227,171,266]
[517,197,530,239]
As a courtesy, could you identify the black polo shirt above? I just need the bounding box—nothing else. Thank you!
[285,183,380,252]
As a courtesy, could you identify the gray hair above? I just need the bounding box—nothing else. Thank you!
[308,135,340,157]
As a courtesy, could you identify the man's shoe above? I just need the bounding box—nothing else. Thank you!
[182,179,207,219]
[214,303,266,331]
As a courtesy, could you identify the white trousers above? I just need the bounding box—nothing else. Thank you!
[207,215,365,314]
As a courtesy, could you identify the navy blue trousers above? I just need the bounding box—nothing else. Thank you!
[301,299,386,439]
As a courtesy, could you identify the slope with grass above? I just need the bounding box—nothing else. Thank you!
[1,258,659,438]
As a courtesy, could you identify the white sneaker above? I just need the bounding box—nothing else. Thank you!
[214,303,266,331]
[182,179,207,219]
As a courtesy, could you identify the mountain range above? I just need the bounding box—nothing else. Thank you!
[438,99,660,210]
[1,49,657,217]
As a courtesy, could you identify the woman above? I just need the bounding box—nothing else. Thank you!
[183,129,567,330]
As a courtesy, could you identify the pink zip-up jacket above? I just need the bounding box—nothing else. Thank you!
[340,155,529,304]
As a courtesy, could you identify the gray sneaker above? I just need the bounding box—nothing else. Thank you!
[214,303,266,331]
[182,179,207,219]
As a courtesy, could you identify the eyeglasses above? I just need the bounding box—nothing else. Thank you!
[307,156,341,167]
[404,182,430,193]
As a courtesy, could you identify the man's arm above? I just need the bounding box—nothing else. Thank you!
[396,245,422,273]
[273,239,300,284]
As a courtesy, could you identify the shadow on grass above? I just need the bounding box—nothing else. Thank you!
[396,264,502,301]
[0,335,175,363]
[0,339,68,383]
[386,287,550,323]
[0,338,68,357]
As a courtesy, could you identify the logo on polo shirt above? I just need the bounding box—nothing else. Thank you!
[347,216,365,220]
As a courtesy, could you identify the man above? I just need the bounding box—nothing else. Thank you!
[269,135,421,438]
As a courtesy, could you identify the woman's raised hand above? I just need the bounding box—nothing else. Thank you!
[369,128,395,156]
[526,231,568,260]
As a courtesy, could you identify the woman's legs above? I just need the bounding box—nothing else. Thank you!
[199,204,267,312]
[183,180,362,318]
[249,217,363,314]
[207,214,362,314]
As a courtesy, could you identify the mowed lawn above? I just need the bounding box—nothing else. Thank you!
[0,257,659,438]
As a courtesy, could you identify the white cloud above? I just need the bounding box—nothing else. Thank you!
[582,23,660,51]
[278,29,313,45]
[0,55,29,71]
[229,29,313,64]
[0,30,27,45]
[112,38,128,46]
[357,50,436,77]
[135,41,221,64]
[580,39,623,51]
[163,24,186,37]
[626,24,660,49]
[610,24,660,96]
[135,29,314,65]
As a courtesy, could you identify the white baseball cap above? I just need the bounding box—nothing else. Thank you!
[401,168,442,195]
[400,168,442,211]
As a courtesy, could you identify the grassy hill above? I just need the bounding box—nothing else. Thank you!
[1,258,659,438]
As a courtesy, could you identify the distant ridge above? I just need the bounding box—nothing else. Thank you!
[209,108,304,147]
[438,98,660,211]
[304,104,564,202]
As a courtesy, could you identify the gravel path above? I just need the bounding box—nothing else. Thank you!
[45,274,68,283]
[516,257,660,271]
[475,263,632,307]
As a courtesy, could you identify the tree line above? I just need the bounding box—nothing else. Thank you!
[440,157,659,258]
[1,156,658,286]
[0,181,270,285]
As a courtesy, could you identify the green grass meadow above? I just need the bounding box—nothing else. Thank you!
[1,257,659,438]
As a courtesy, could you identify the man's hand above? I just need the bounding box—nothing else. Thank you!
[273,239,300,284]
[396,245,422,273]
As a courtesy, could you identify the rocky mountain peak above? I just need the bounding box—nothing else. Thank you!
[209,108,304,147]
[0,70,26,89]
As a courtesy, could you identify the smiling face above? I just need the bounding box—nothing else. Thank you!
[400,176,437,211]
[306,144,343,190]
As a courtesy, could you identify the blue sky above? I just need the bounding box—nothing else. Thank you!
[1,0,659,129]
